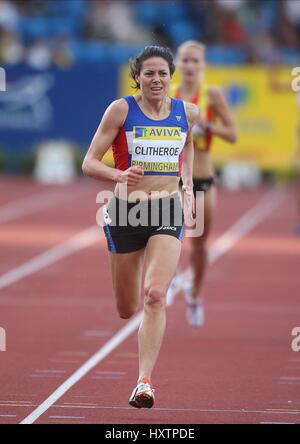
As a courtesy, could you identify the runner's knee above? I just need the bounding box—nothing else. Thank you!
[144,285,166,311]
[116,300,138,319]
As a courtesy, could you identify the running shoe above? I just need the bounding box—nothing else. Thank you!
[184,284,205,328]
[129,378,155,409]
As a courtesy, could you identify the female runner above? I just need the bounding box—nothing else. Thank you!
[82,46,200,408]
[169,41,237,327]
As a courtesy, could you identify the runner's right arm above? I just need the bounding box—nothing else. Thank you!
[82,99,144,186]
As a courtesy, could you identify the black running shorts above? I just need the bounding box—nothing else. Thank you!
[103,193,184,254]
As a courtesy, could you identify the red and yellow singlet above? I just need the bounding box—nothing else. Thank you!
[171,83,215,151]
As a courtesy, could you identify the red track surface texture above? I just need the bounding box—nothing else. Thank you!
[0,177,299,424]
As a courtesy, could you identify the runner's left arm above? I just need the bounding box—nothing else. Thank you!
[181,126,194,192]
[204,86,237,143]
[181,102,201,191]
[181,103,201,222]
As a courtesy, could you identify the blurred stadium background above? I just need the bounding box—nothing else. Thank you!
[0,0,299,181]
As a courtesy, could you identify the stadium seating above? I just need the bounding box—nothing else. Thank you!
[10,0,297,67]
[206,45,248,65]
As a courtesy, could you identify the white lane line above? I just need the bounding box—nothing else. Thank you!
[0,188,86,225]
[20,187,285,425]
[167,187,286,298]
[279,377,300,380]
[0,404,32,408]
[49,405,300,415]
[208,187,285,263]
[30,375,64,379]
[278,381,300,385]
[49,416,85,420]
[20,313,143,424]
[90,376,122,380]
[4,401,300,418]
[0,226,100,291]
[260,422,296,424]
[9,401,300,416]
[0,414,17,418]
[49,359,81,364]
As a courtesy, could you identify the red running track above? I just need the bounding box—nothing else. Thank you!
[0,178,299,424]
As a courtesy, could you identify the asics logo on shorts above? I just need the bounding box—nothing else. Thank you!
[156,226,177,231]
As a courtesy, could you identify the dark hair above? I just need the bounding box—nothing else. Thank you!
[130,46,175,90]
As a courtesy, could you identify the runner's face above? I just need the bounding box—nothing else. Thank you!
[177,46,205,84]
[137,57,171,100]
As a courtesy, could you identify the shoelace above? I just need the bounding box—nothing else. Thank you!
[138,382,155,394]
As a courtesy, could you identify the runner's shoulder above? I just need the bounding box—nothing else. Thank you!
[104,98,129,126]
[108,98,129,115]
[207,85,226,103]
[184,102,200,127]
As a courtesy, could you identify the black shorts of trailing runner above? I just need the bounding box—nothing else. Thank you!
[103,192,184,254]
[179,177,215,197]
[192,177,215,197]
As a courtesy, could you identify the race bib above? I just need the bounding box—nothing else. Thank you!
[131,126,186,175]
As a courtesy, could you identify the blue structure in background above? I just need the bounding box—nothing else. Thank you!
[0,63,119,152]
[0,0,298,158]
[225,84,249,108]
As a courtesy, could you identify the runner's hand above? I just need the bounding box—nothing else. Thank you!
[118,166,144,186]
[182,184,196,227]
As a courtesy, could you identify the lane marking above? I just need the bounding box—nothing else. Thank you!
[49,359,81,364]
[30,375,64,379]
[63,402,98,406]
[20,314,143,424]
[7,401,300,416]
[279,377,300,380]
[167,187,286,301]
[0,226,100,291]
[0,187,88,225]
[58,352,89,357]
[0,400,32,404]
[20,187,286,424]
[260,422,295,424]
[0,414,17,418]
[0,404,32,408]
[278,381,300,385]
[49,415,85,419]
[90,376,122,380]
[266,408,300,412]
[48,405,300,415]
